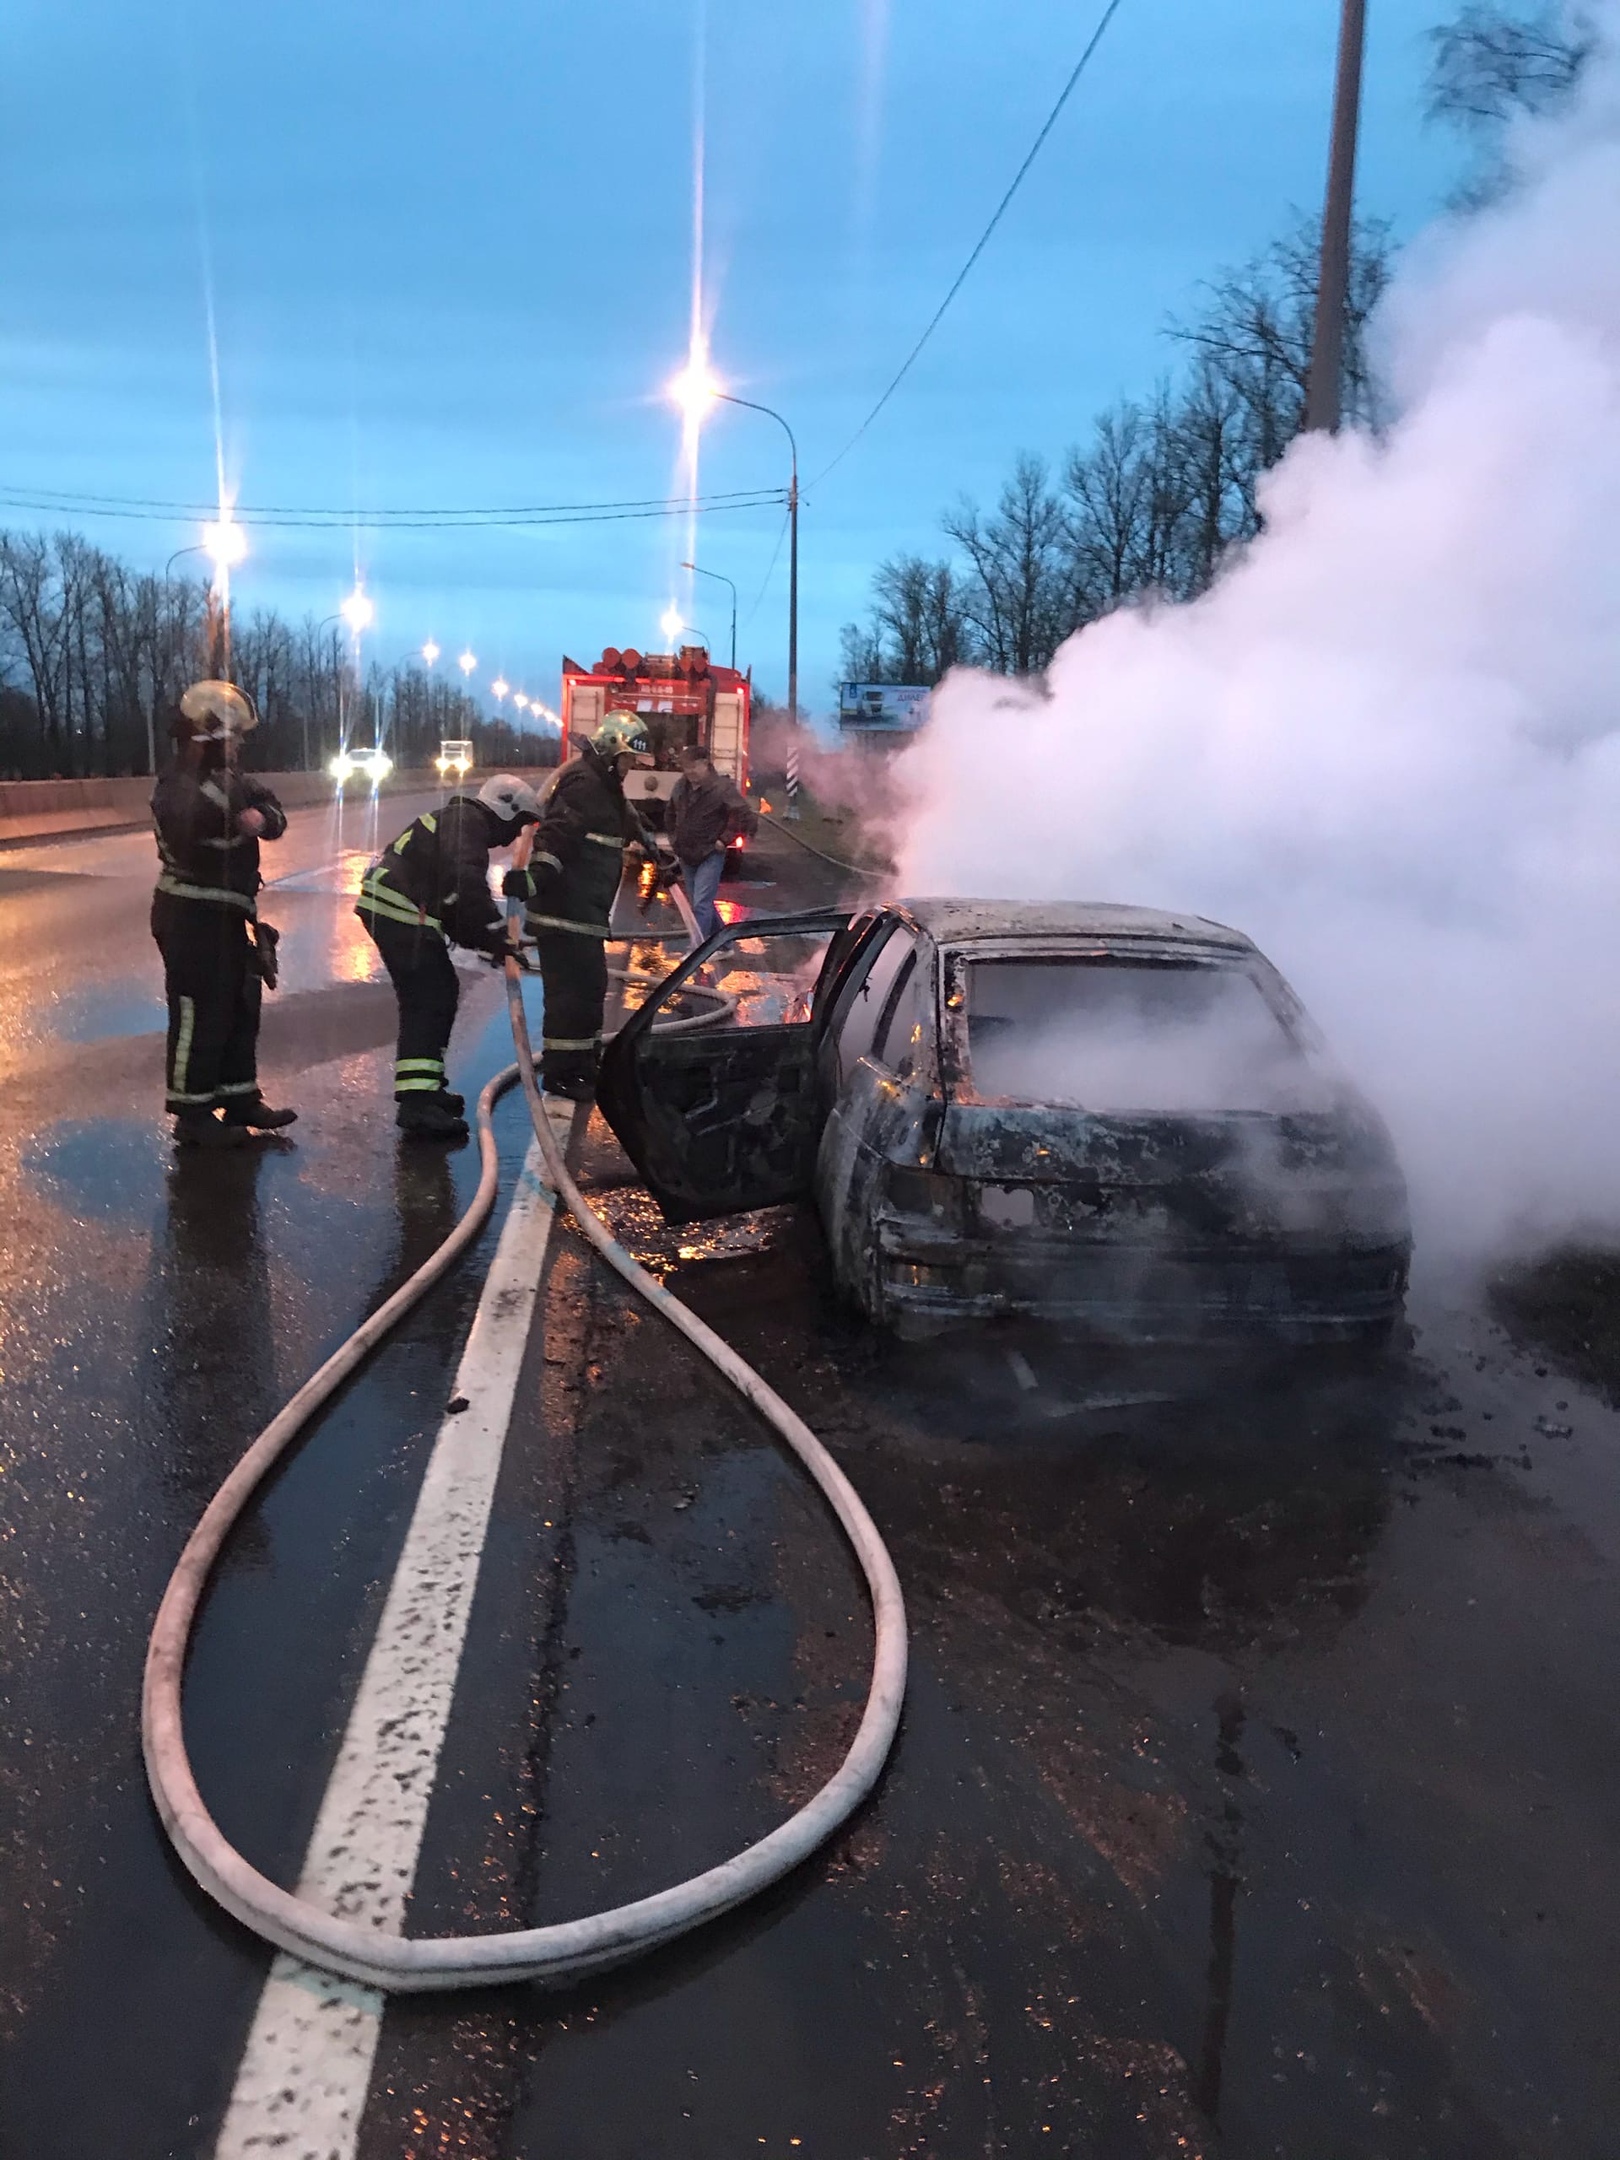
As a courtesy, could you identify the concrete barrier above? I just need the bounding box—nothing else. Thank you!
[0,767,555,848]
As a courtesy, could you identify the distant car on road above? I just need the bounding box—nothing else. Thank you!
[599,900,1411,1345]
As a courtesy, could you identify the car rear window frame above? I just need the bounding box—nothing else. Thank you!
[940,940,1310,1108]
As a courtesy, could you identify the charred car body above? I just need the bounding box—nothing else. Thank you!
[599,900,1411,1344]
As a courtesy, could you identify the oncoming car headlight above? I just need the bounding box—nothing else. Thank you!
[363,749,392,785]
[329,751,357,785]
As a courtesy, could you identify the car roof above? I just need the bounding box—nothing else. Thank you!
[890,897,1256,953]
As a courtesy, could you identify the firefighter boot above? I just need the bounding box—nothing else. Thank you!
[173,1110,252,1150]
[396,1096,469,1141]
[222,1093,298,1130]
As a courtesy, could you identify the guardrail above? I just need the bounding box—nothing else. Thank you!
[0,767,556,848]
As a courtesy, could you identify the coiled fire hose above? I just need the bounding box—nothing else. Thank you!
[141,884,908,1992]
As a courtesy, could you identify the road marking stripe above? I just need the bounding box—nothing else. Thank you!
[213,1106,573,2160]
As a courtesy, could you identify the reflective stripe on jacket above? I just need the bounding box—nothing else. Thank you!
[151,762,286,911]
[357,796,507,951]
[519,743,641,934]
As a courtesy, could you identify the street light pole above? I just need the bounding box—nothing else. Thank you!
[1304,0,1368,435]
[154,545,206,776]
[681,560,738,670]
[710,392,798,810]
[313,614,346,773]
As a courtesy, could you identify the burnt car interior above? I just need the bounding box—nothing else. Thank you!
[597,909,849,1222]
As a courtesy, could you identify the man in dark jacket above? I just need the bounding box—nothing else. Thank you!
[504,712,652,1099]
[151,680,294,1149]
[358,774,542,1139]
[667,743,758,942]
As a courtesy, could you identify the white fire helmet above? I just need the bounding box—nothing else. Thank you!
[477,774,542,829]
[178,679,259,741]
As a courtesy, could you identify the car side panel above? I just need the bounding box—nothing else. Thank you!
[813,1064,939,1318]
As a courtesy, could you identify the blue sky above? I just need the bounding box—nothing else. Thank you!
[0,0,1464,722]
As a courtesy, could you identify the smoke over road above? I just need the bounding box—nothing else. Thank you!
[896,7,1620,1260]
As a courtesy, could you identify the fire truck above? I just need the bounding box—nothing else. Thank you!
[559,643,751,844]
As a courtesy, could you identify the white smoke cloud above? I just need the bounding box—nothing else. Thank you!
[894,6,1620,1260]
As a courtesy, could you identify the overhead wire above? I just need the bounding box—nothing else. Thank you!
[0,487,788,531]
[809,0,1127,489]
[738,506,792,634]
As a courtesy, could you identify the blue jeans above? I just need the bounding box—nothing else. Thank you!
[684,848,726,943]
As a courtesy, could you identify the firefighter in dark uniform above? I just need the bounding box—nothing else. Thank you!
[151,680,296,1149]
[504,711,653,1099]
[357,774,542,1139]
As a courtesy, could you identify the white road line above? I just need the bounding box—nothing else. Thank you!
[213,1107,573,2160]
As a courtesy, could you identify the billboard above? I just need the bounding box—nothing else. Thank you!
[838,682,931,733]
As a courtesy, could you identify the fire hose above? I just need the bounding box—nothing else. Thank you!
[141,882,908,1993]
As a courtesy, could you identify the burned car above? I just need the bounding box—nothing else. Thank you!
[598,900,1411,1344]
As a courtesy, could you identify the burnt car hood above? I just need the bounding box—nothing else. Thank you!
[935,1091,1410,1246]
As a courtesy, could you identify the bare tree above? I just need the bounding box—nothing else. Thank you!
[0,524,556,780]
[943,455,1069,676]
[1427,2,1591,125]
[841,212,1398,683]
[855,555,972,684]
[1171,215,1395,481]
[837,619,888,686]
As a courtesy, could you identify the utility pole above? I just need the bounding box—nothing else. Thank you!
[1304,0,1368,434]
[786,462,799,733]
[704,390,801,816]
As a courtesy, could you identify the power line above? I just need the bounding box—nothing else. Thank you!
[811,0,1127,489]
[0,487,787,532]
[0,481,782,520]
[738,507,792,634]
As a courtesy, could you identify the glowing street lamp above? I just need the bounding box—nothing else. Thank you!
[202,515,248,579]
[340,582,375,637]
[458,648,477,678]
[421,638,441,668]
[659,605,684,646]
[491,676,510,703]
[194,512,249,680]
[513,693,531,713]
[667,358,722,426]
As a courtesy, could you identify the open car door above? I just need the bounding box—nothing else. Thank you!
[597,909,851,1223]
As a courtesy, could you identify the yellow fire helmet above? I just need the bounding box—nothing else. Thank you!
[178,679,259,741]
[591,709,652,762]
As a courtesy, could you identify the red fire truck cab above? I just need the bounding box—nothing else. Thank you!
[559,644,751,847]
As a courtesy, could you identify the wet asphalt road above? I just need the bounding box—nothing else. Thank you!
[3,804,1620,2157]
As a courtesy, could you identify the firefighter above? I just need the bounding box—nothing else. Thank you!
[357,774,542,1140]
[151,680,295,1149]
[504,711,653,1099]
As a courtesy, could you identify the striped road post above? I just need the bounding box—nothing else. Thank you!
[784,731,801,821]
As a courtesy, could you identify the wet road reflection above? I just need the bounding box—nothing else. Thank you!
[8,817,1620,2156]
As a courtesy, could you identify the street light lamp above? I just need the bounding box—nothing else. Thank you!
[659,605,685,646]
[421,638,441,668]
[513,693,531,713]
[202,516,247,576]
[491,676,510,703]
[681,560,738,670]
[458,649,477,677]
[340,582,375,637]
[667,367,800,747]
[201,514,248,678]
